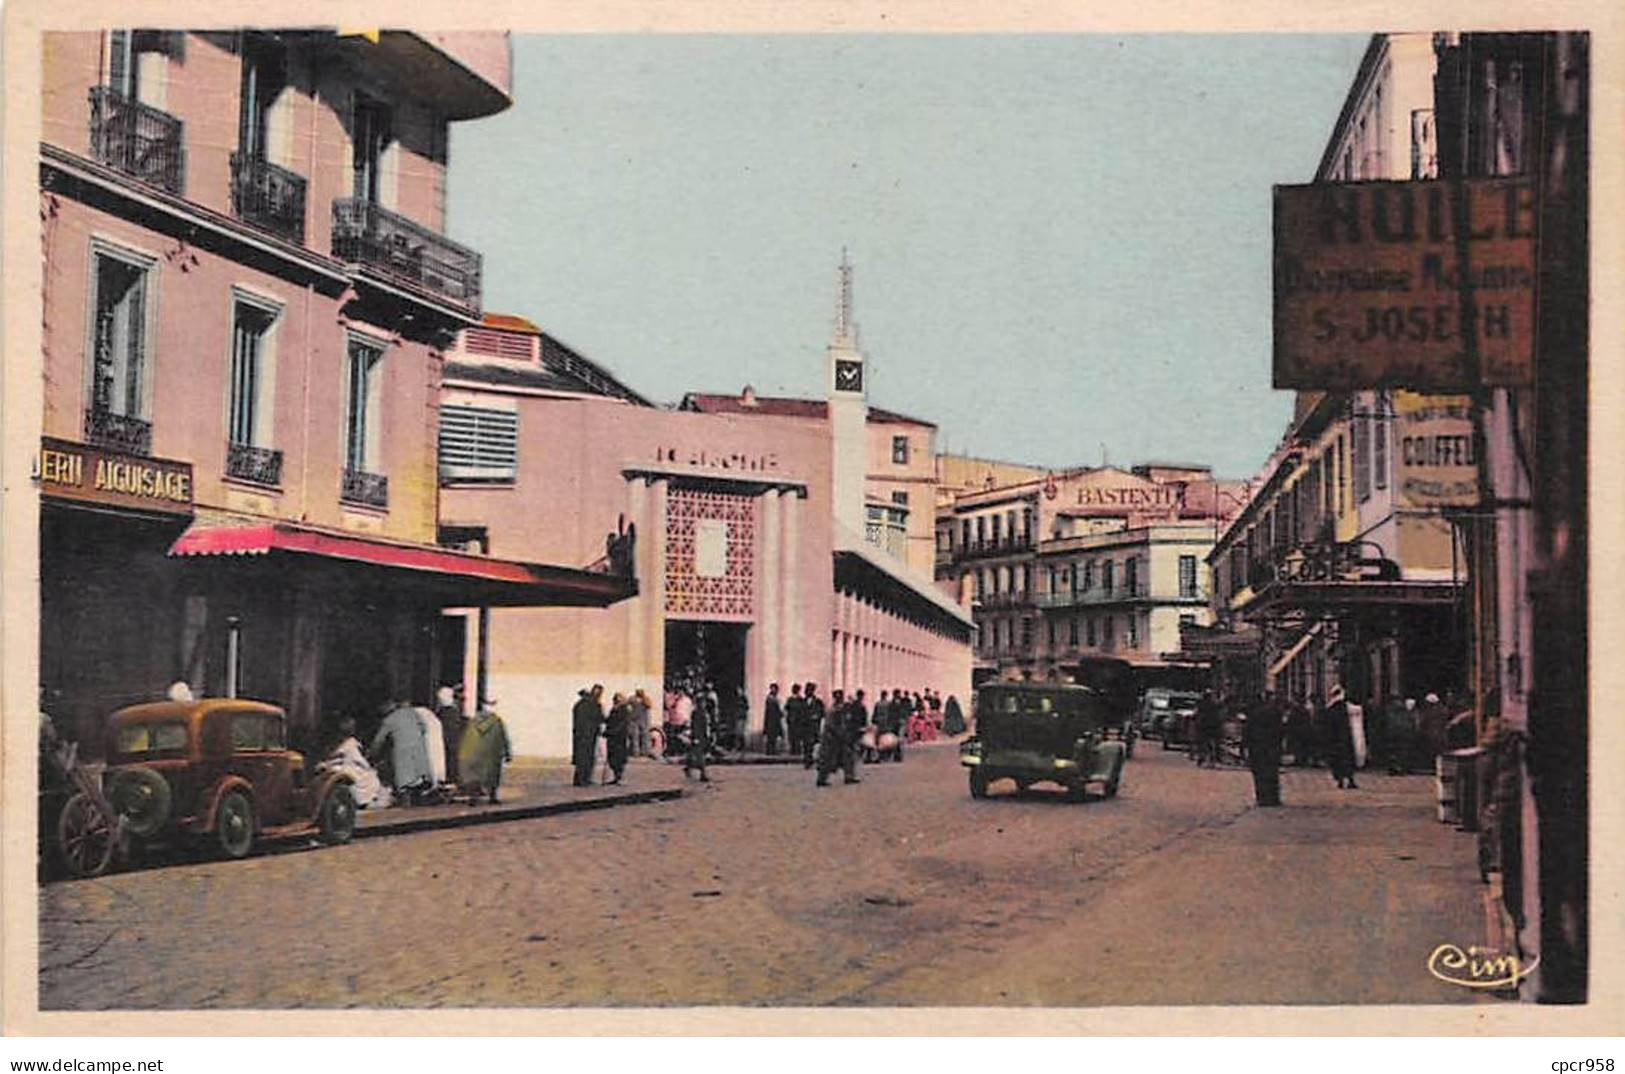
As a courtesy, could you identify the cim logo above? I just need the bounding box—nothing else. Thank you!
[1426,943,1537,990]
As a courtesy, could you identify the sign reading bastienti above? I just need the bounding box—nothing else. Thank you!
[1272,177,1536,389]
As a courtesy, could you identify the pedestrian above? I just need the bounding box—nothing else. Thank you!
[685,685,712,783]
[763,683,784,756]
[1323,686,1358,789]
[1244,690,1285,807]
[1286,700,1314,766]
[604,692,632,785]
[816,689,849,786]
[802,683,825,769]
[458,696,512,805]
[943,694,966,736]
[434,685,466,787]
[371,698,434,801]
[319,716,390,809]
[630,688,653,758]
[571,685,605,787]
[1194,689,1224,768]
[785,682,806,759]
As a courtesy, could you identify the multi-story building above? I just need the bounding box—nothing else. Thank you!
[1208,33,1469,711]
[35,29,631,754]
[936,464,1244,681]
[442,259,974,755]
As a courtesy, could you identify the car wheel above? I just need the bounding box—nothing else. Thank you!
[318,783,358,846]
[106,766,172,839]
[214,789,255,859]
[57,792,117,878]
[969,769,989,799]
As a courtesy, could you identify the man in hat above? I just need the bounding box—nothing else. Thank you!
[801,683,825,769]
[1244,689,1285,806]
[1323,686,1358,789]
[571,685,605,787]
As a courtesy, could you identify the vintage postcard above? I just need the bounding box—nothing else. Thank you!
[3,0,1621,1040]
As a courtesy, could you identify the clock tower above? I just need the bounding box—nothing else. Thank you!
[827,249,868,536]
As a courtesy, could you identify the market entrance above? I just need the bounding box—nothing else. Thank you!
[664,620,749,744]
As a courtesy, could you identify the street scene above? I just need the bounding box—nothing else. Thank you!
[23,26,1589,1017]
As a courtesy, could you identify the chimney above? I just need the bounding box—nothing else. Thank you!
[740,384,758,407]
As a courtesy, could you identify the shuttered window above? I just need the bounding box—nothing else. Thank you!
[439,404,518,483]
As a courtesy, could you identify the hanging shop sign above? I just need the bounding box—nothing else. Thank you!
[33,436,194,514]
[1273,177,1536,389]
[1393,391,1479,507]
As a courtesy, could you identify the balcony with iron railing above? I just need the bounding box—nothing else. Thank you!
[84,408,152,456]
[953,534,1035,561]
[341,468,389,509]
[88,87,184,195]
[332,197,482,312]
[225,442,284,487]
[230,153,307,244]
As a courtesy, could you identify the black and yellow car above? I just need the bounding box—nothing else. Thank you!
[960,682,1126,801]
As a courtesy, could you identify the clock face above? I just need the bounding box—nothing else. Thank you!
[835,359,863,392]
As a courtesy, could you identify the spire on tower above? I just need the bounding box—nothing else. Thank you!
[832,247,857,349]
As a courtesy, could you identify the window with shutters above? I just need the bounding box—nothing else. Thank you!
[891,435,909,464]
[439,403,519,484]
[1179,555,1199,599]
[1354,409,1372,503]
[1374,396,1390,490]
[84,243,156,455]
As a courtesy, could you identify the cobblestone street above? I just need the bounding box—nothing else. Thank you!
[39,744,1494,1009]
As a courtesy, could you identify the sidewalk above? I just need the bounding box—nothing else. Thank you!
[352,756,686,840]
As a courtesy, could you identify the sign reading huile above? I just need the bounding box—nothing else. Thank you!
[1273,178,1536,389]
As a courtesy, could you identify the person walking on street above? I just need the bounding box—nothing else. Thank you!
[571,685,605,787]
[1194,689,1224,768]
[943,694,966,736]
[802,683,825,769]
[457,697,512,805]
[685,687,713,783]
[434,685,466,787]
[1323,686,1358,789]
[841,689,869,783]
[604,692,632,785]
[785,683,806,759]
[1245,690,1285,806]
[763,683,784,756]
[630,688,653,758]
[816,689,851,786]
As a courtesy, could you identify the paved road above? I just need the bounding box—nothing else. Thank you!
[38,743,1491,1008]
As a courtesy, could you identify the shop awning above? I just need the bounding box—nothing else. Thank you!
[168,519,636,608]
[1242,579,1462,620]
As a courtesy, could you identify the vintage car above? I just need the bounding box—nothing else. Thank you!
[1144,688,1203,748]
[959,682,1126,801]
[97,698,357,866]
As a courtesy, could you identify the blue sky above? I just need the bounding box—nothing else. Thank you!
[448,34,1370,478]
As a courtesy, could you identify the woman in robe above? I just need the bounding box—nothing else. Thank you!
[320,717,390,809]
[942,695,967,737]
[458,698,513,804]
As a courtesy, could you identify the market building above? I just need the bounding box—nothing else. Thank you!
[36,29,631,757]
[440,260,974,757]
[935,463,1245,682]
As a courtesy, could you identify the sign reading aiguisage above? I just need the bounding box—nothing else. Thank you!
[34,436,194,514]
[1273,177,1536,389]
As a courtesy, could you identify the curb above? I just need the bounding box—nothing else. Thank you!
[351,787,685,840]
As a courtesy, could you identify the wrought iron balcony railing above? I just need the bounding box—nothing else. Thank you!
[88,87,184,195]
[84,408,152,456]
[230,153,307,244]
[331,197,481,310]
[225,442,284,487]
[341,468,389,509]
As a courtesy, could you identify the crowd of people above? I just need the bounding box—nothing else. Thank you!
[318,686,512,809]
[1184,684,1469,806]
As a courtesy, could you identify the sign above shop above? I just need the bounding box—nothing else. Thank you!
[34,436,193,515]
[1394,391,1479,507]
[654,445,779,473]
[1273,178,1536,389]
[1073,484,1180,512]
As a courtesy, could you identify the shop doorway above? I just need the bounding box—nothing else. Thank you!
[435,614,469,701]
[665,620,749,744]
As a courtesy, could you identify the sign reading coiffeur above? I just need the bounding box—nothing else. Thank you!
[33,436,193,514]
[1394,391,1478,507]
[1273,178,1536,389]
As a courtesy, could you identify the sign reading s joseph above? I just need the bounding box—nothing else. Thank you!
[1394,391,1479,507]
[1273,178,1536,389]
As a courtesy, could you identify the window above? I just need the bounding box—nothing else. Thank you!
[231,712,286,752]
[976,569,986,600]
[1127,614,1139,648]
[87,246,154,452]
[439,403,519,483]
[1102,560,1115,595]
[227,299,277,449]
[1048,619,1056,648]
[1180,613,1197,628]
[1022,565,1032,594]
[238,36,287,163]
[1179,555,1199,599]
[1103,616,1115,648]
[1048,566,1057,593]
[352,94,392,203]
[1069,617,1080,647]
[990,514,1001,546]
[891,435,909,464]
[891,490,908,507]
[1354,410,1372,503]
[1374,397,1389,490]
[1082,560,1093,591]
[1125,557,1139,597]
[1337,434,1347,514]
[1021,618,1033,649]
[1085,617,1095,647]
[1006,510,1017,546]
[961,519,971,550]
[344,337,384,474]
